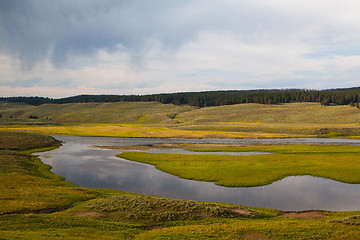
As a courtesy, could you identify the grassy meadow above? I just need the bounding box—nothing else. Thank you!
[1,132,360,239]
[118,144,360,187]
[0,123,293,139]
[1,101,360,138]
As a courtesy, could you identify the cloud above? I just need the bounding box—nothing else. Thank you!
[0,0,199,69]
[1,0,360,97]
[3,0,359,69]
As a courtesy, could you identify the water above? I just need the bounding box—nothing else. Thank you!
[38,136,360,211]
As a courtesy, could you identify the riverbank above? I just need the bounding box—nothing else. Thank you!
[1,132,360,239]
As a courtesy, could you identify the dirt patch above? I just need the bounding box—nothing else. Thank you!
[282,210,326,219]
[75,211,104,217]
[153,143,184,148]
[231,208,254,216]
[242,232,269,239]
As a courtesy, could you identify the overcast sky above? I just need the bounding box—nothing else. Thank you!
[1,0,360,98]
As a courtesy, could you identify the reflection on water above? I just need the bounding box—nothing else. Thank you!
[38,136,360,211]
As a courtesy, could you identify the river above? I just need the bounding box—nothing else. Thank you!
[38,136,360,211]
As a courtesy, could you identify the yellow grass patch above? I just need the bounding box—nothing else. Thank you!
[0,123,295,139]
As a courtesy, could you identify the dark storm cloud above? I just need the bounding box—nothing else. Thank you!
[0,0,290,69]
[0,0,132,68]
[0,0,184,68]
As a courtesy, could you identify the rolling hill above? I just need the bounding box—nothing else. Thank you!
[1,101,360,137]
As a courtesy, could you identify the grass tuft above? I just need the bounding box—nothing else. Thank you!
[85,195,260,223]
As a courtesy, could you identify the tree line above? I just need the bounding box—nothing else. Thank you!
[1,87,360,107]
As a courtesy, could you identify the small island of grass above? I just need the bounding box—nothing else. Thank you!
[117,144,360,187]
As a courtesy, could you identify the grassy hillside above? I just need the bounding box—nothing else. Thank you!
[171,103,360,136]
[1,101,360,137]
[2,101,360,125]
[0,102,196,125]
[176,102,360,124]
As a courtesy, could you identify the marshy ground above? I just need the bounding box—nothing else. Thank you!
[117,144,360,187]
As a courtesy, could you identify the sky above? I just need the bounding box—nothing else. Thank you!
[1,0,360,98]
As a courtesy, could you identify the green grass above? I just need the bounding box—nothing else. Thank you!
[0,214,145,240]
[118,145,360,187]
[2,132,360,239]
[189,144,360,154]
[132,215,360,240]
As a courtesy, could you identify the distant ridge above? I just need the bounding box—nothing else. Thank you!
[1,87,360,107]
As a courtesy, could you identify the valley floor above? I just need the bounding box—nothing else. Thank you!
[1,132,360,239]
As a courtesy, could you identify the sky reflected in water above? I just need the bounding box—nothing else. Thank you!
[38,136,360,211]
